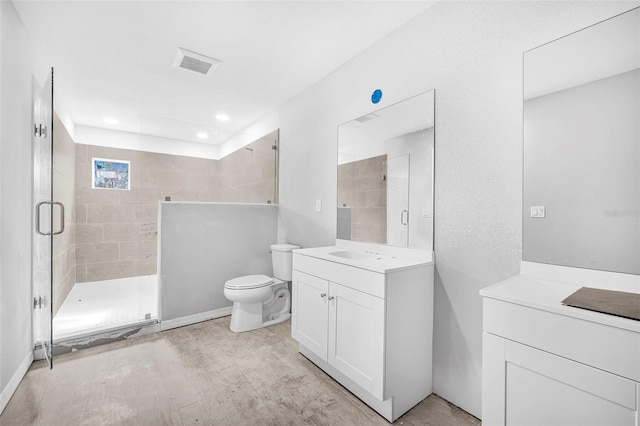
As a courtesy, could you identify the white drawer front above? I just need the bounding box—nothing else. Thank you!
[483,297,640,382]
[505,340,637,426]
[293,253,385,298]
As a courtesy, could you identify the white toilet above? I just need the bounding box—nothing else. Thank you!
[224,243,299,333]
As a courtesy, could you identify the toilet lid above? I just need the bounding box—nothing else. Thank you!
[224,274,274,290]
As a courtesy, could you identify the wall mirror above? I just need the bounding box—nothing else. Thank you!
[523,7,639,274]
[337,90,434,251]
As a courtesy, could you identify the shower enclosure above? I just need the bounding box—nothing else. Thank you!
[32,66,281,355]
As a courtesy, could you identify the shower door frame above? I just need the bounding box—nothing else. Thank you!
[32,67,59,367]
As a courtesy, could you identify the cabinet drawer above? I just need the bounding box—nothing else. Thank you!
[505,340,637,425]
[484,297,640,381]
[293,253,385,298]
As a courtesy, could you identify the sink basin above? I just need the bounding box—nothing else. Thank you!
[328,250,376,260]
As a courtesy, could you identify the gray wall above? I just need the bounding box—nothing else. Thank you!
[266,1,639,417]
[0,0,35,408]
[524,69,639,274]
[159,203,277,321]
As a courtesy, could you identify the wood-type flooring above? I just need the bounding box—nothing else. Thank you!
[1,317,480,425]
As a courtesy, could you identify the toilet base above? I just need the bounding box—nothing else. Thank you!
[228,285,291,333]
[230,310,290,333]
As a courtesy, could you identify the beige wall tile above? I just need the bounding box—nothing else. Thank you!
[75,264,87,283]
[75,161,91,184]
[103,223,138,242]
[135,258,157,276]
[75,143,89,165]
[76,243,119,264]
[176,156,217,176]
[138,151,177,172]
[119,241,139,261]
[119,187,163,205]
[138,240,157,260]
[250,178,275,204]
[338,162,356,179]
[86,261,135,282]
[135,204,159,223]
[138,222,158,242]
[76,186,121,204]
[356,175,385,192]
[75,204,87,223]
[139,168,187,191]
[337,156,387,243]
[86,203,135,224]
[76,224,103,244]
[52,113,76,315]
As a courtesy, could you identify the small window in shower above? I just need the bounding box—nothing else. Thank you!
[92,157,130,190]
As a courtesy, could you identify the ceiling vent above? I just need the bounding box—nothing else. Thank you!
[173,47,221,77]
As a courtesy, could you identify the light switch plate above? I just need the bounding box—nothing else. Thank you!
[315,199,322,213]
[530,206,546,218]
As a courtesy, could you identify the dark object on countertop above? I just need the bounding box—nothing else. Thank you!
[562,287,640,321]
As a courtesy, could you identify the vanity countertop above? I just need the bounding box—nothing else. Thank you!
[480,272,640,333]
[294,245,432,274]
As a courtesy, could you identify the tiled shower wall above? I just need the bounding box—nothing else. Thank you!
[337,154,387,244]
[75,145,220,283]
[52,114,76,316]
[219,130,278,204]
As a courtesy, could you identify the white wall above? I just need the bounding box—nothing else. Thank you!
[0,0,36,412]
[256,1,639,417]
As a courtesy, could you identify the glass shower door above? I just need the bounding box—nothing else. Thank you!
[32,68,57,367]
[387,154,410,247]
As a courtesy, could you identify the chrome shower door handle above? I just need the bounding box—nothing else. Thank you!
[35,201,65,236]
[400,210,408,226]
[51,201,65,235]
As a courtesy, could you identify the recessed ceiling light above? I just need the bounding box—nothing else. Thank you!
[216,114,229,122]
[104,117,118,125]
[197,132,208,139]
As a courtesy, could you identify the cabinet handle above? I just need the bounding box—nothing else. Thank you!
[320,293,326,298]
[328,296,335,301]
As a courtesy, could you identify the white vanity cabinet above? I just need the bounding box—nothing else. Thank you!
[293,270,386,398]
[481,263,640,426]
[291,244,434,422]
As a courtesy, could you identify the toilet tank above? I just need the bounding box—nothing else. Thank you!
[271,243,299,281]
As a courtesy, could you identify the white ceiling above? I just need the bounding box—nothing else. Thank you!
[14,0,435,149]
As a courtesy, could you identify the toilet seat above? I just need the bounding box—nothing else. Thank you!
[224,274,274,290]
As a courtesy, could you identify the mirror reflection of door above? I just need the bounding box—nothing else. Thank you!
[387,155,410,247]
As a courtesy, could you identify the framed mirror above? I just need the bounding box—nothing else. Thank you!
[337,90,434,251]
[523,7,639,274]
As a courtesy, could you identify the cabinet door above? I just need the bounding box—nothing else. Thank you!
[483,333,639,426]
[328,282,385,400]
[292,271,329,361]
